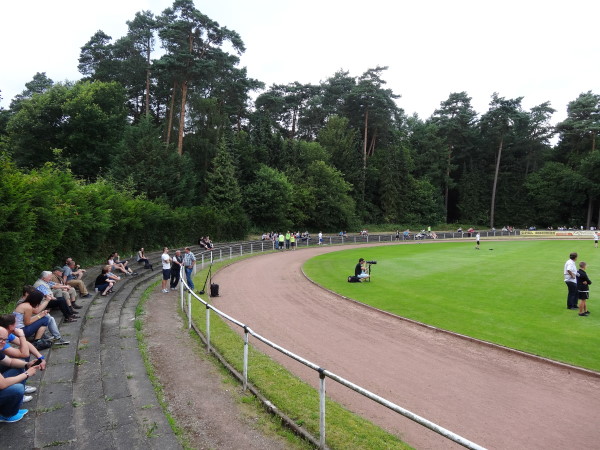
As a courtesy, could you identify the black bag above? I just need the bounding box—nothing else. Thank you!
[210,283,220,297]
[347,275,360,283]
[33,338,52,350]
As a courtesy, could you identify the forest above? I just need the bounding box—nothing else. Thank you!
[1,0,600,274]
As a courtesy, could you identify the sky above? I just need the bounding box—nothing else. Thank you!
[1,0,599,125]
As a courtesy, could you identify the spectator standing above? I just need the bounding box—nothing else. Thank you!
[475,232,480,250]
[594,232,598,249]
[564,252,579,310]
[182,247,197,291]
[170,250,184,290]
[577,261,592,316]
[278,233,284,250]
[161,248,171,293]
[285,231,291,250]
[318,231,323,245]
[290,233,296,250]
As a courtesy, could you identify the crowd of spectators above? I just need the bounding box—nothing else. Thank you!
[0,255,99,422]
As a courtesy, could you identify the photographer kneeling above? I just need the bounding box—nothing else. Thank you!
[355,258,370,281]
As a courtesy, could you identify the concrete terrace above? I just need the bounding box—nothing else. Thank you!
[2,251,182,449]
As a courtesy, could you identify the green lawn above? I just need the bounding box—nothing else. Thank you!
[303,240,600,371]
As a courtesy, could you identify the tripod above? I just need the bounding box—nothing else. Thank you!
[198,264,212,294]
[366,263,373,282]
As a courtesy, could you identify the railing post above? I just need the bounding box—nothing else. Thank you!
[230,246,233,259]
[240,244,243,256]
[180,268,184,311]
[219,248,222,261]
[318,368,326,449]
[251,243,253,254]
[206,304,211,353]
[243,326,249,391]
[201,254,204,269]
[188,290,192,329]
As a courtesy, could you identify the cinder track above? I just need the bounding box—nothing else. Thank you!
[212,244,600,450]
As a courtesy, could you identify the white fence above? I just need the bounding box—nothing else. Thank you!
[177,238,487,449]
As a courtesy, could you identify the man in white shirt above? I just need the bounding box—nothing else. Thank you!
[161,248,171,293]
[564,252,578,310]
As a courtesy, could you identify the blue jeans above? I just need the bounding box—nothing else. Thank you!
[185,267,195,291]
[22,315,50,339]
[0,383,24,417]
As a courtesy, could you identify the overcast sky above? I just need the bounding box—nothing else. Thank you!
[1,0,598,124]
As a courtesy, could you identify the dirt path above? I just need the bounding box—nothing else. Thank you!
[207,245,600,450]
[144,284,292,450]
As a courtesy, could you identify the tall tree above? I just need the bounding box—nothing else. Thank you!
[126,11,157,117]
[204,139,243,213]
[158,0,245,154]
[479,93,527,228]
[10,72,55,112]
[430,92,477,220]
[556,91,600,161]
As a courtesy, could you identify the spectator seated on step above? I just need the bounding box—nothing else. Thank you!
[95,266,115,296]
[0,315,49,370]
[198,236,209,250]
[50,267,80,309]
[0,308,68,347]
[12,290,51,342]
[62,260,91,298]
[108,252,134,275]
[64,257,86,280]
[14,287,67,344]
[32,274,78,323]
[0,326,42,422]
[136,248,153,270]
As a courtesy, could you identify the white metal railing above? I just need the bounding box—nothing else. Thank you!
[177,264,486,450]
[191,230,522,268]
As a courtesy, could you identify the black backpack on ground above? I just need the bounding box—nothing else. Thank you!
[347,275,360,283]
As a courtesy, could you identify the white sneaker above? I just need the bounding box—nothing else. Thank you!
[162,289,168,293]
[24,386,37,394]
[23,395,33,403]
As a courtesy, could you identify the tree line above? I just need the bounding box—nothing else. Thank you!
[2,0,600,239]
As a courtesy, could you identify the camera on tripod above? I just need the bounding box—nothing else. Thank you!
[366,260,377,265]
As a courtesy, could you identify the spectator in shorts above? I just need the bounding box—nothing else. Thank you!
[577,261,592,316]
[161,248,171,293]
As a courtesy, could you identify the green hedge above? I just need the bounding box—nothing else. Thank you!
[0,155,248,309]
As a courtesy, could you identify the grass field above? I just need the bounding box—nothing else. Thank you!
[303,239,600,372]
